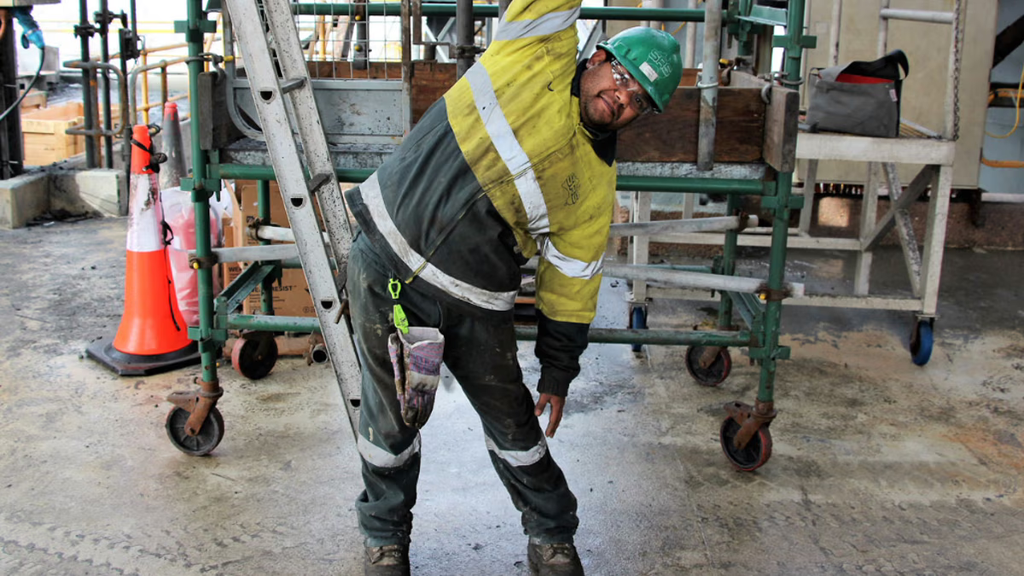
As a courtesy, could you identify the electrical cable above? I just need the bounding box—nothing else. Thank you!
[985,59,1024,140]
[0,46,45,123]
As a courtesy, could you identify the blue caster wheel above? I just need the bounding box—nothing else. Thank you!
[910,320,933,366]
[629,306,647,353]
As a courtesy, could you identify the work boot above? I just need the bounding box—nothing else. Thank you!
[364,543,410,576]
[527,539,584,576]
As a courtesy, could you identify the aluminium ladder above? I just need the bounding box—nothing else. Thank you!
[220,0,363,436]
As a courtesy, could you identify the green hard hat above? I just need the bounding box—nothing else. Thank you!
[597,27,683,113]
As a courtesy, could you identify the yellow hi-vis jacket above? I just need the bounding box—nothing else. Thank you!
[345,0,616,395]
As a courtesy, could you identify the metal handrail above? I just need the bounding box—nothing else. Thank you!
[128,56,190,126]
[291,2,705,20]
[61,60,129,138]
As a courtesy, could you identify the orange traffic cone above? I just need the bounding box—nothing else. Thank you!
[87,125,201,376]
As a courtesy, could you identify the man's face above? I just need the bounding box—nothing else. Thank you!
[578,49,654,132]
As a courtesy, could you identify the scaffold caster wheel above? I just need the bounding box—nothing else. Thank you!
[232,334,278,380]
[629,307,647,353]
[165,406,224,456]
[720,416,772,472]
[685,346,731,386]
[910,320,933,366]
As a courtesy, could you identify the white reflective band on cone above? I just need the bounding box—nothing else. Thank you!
[485,434,548,467]
[358,432,421,469]
[126,173,164,253]
[465,64,551,236]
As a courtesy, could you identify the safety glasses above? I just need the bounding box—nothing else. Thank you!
[610,59,657,116]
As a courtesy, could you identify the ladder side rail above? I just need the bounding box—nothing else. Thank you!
[225,0,362,437]
[261,0,356,283]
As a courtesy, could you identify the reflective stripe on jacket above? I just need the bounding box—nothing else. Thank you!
[345,0,615,325]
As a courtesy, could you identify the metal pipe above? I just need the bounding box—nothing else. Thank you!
[127,57,189,125]
[187,0,219,387]
[401,0,412,132]
[718,193,742,329]
[696,0,721,171]
[227,313,754,347]
[292,3,705,21]
[879,8,954,25]
[213,163,769,195]
[252,216,759,247]
[784,0,806,85]
[78,0,98,168]
[945,0,963,141]
[230,314,323,334]
[354,0,368,70]
[456,0,474,78]
[609,216,757,237]
[517,327,752,346]
[684,0,697,68]
[877,0,890,57]
[195,244,303,263]
[61,61,129,138]
[309,343,330,363]
[254,225,330,243]
[98,0,114,168]
[642,0,663,33]
[257,179,275,315]
[829,0,842,66]
[603,264,804,298]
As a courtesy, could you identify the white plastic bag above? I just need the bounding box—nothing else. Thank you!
[162,186,223,327]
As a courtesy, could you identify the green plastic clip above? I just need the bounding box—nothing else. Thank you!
[388,278,409,334]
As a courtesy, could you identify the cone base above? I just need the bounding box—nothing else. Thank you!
[86,337,202,376]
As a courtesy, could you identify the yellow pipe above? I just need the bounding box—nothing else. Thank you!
[142,52,150,125]
[981,154,1024,169]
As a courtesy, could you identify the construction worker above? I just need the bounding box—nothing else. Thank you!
[342,0,682,571]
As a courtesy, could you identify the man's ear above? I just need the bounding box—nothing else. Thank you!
[585,48,609,70]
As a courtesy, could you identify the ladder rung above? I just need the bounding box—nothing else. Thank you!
[280,77,307,95]
[308,172,332,194]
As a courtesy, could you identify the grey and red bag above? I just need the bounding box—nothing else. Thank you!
[806,49,910,138]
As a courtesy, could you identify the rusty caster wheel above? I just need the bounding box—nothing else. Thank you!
[684,345,732,387]
[165,406,225,456]
[231,334,279,380]
[719,416,772,471]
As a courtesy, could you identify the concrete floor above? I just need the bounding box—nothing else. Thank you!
[1,217,1023,575]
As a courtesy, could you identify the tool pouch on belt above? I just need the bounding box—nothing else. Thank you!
[387,327,445,429]
[806,49,909,138]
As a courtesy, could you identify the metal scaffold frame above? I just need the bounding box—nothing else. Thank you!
[171,0,813,471]
[633,0,966,367]
[794,0,964,367]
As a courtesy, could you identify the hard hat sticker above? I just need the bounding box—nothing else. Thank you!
[640,61,659,82]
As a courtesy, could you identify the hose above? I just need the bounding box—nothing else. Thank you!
[985,58,1024,140]
[0,45,45,123]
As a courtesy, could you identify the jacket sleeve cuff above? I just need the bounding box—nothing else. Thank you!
[537,367,572,398]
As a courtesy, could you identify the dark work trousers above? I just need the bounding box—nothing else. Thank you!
[347,232,579,548]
